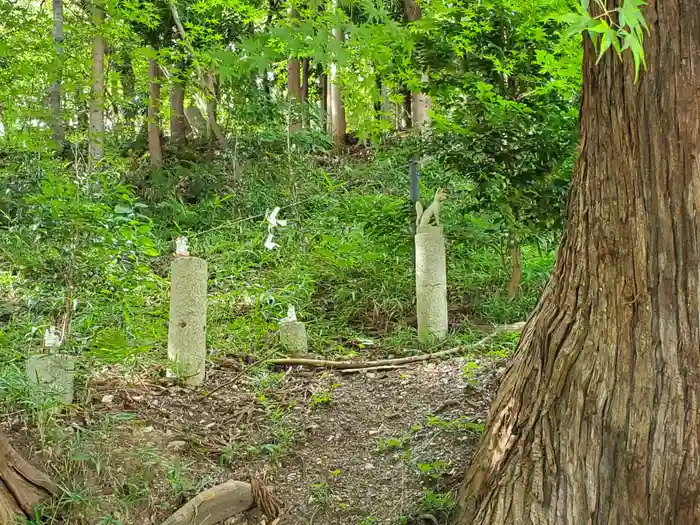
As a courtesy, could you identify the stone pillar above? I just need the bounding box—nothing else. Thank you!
[280,320,308,354]
[26,353,77,404]
[168,256,208,386]
[415,225,448,343]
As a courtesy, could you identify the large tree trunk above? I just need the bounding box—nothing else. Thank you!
[457,2,700,524]
[170,78,187,148]
[89,4,105,165]
[0,430,59,522]
[49,0,65,150]
[147,58,163,167]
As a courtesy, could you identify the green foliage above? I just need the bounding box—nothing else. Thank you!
[562,0,649,80]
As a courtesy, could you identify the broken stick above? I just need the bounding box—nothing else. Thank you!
[268,325,523,370]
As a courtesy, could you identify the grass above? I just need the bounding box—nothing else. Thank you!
[0,145,559,523]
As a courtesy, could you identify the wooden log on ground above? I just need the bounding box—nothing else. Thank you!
[0,429,59,524]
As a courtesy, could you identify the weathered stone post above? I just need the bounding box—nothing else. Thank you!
[26,327,77,404]
[167,237,208,386]
[415,224,448,343]
[279,305,308,354]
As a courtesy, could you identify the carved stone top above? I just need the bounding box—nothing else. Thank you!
[415,187,448,227]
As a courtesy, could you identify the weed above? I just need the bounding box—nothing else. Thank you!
[309,382,340,409]
[415,459,452,480]
[424,414,484,435]
[418,489,456,516]
[376,434,411,452]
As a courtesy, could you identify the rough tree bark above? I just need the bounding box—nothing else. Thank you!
[0,430,58,522]
[457,2,700,524]
[89,3,105,165]
[49,0,65,150]
[147,58,163,167]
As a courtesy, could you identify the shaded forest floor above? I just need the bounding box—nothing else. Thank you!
[5,347,507,525]
[0,147,550,524]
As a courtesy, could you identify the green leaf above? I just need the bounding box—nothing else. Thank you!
[588,20,610,34]
[114,204,132,214]
[596,28,616,63]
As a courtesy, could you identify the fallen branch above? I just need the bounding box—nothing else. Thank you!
[269,325,522,370]
[339,365,410,374]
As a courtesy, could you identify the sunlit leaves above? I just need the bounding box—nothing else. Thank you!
[562,0,649,81]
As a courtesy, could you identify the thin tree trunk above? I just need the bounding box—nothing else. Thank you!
[287,56,301,132]
[89,4,105,165]
[170,79,187,148]
[204,72,227,148]
[147,58,163,167]
[329,0,345,150]
[319,73,328,132]
[287,58,301,102]
[286,5,302,133]
[119,54,136,124]
[457,2,700,523]
[411,73,431,129]
[506,239,522,298]
[0,430,59,521]
[403,0,430,130]
[167,1,226,149]
[329,62,345,151]
[301,58,310,129]
[401,91,412,130]
[301,58,309,102]
[49,0,65,149]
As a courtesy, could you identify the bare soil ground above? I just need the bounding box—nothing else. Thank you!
[5,355,506,525]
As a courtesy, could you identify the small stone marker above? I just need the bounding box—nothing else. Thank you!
[26,328,77,404]
[168,236,208,386]
[26,354,77,404]
[415,224,448,343]
[279,305,308,354]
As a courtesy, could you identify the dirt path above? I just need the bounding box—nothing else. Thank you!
[5,356,505,524]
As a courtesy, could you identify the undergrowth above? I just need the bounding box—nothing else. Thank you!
[0,142,558,523]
